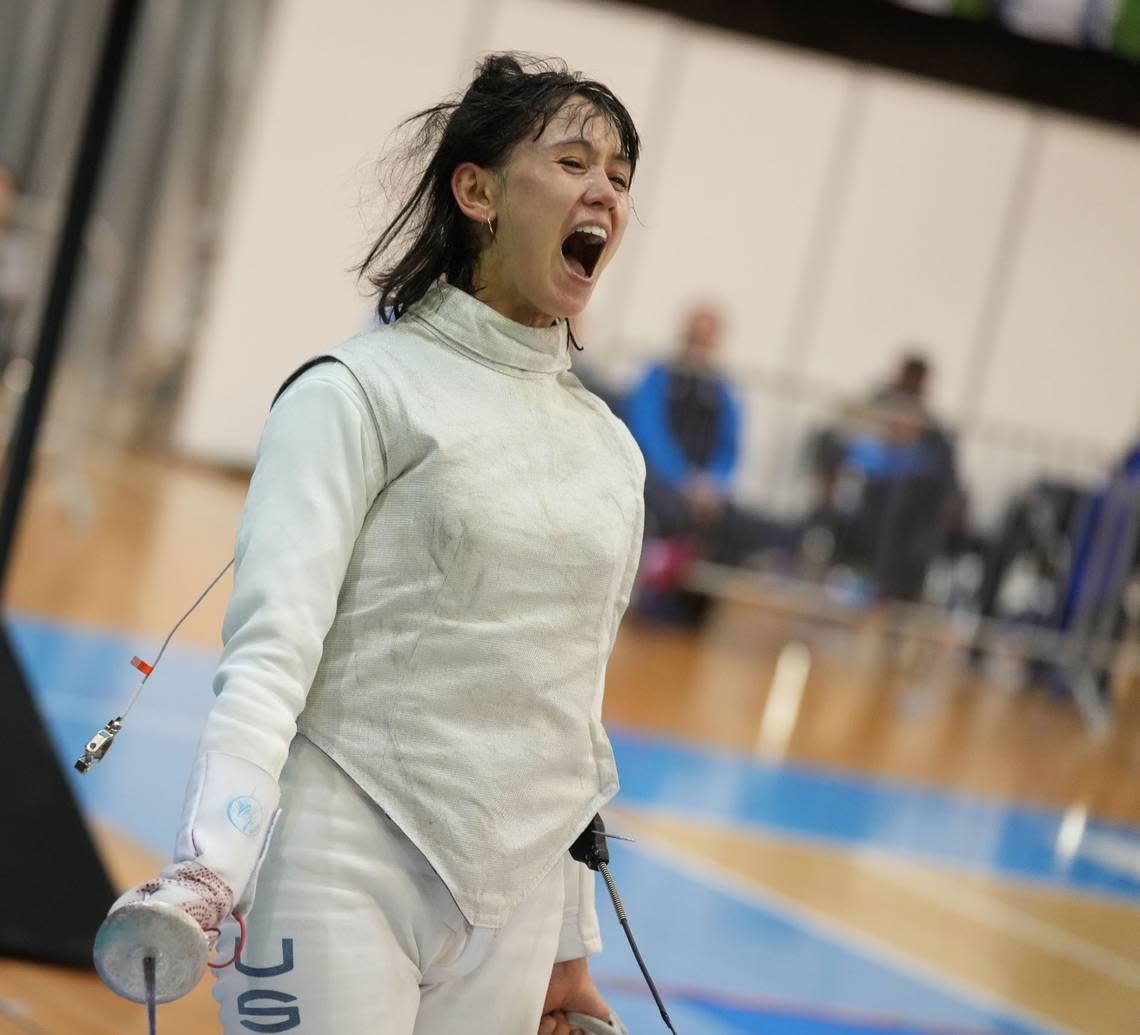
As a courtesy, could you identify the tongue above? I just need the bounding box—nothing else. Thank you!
[564,255,587,278]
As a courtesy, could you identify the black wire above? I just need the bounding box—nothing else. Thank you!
[599,863,678,1035]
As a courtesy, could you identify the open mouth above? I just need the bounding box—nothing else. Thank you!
[561,228,606,280]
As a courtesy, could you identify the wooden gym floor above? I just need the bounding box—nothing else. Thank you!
[3,450,1138,1034]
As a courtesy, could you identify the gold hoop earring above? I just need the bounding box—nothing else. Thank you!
[485,215,495,240]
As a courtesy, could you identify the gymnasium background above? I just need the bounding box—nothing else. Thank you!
[1,2,1138,1034]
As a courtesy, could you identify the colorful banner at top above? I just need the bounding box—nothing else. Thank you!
[889,0,1140,60]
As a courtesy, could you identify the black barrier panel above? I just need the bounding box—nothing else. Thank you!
[0,627,116,965]
[0,0,142,966]
[621,0,1140,132]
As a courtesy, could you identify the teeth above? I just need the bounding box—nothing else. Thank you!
[573,225,607,242]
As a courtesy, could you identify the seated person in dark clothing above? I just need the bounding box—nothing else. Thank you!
[806,351,963,600]
[857,395,960,601]
[626,305,776,567]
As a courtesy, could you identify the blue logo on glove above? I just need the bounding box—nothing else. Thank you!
[226,795,263,836]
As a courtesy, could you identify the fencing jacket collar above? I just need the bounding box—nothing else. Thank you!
[410,281,572,377]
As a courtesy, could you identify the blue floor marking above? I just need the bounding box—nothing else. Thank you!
[590,847,1047,1035]
[16,611,1140,902]
[17,610,1140,901]
[11,613,217,854]
[14,613,1120,1034]
[608,728,1140,901]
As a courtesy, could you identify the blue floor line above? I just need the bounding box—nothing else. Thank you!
[13,611,1139,900]
[607,726,1140,901]
[9,613,1124,1034]
[591,844,1049,1035]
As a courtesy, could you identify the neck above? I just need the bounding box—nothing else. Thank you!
[472,258,556,329]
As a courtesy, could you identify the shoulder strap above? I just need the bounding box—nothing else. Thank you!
[270,355,344,409]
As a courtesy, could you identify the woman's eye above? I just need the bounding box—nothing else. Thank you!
[610,175,629,191]
[559,159,585,170]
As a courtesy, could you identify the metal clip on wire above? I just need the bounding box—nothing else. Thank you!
[75,716,124,773]
[75,655,151,773]
[570,814,678,1035]
[73,558,234,776]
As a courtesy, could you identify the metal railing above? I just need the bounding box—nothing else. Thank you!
[619,366,1139,736]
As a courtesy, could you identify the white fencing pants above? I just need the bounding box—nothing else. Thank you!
[211,734,565,1034]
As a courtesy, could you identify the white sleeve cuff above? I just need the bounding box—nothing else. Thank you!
[174,750,281,912]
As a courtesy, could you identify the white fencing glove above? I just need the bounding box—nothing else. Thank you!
[93,751,280,1004]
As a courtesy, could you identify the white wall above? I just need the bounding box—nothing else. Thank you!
[616,26,855,372]
[173,0,1140,522]
[976,114,1140,450]
[174,0,475,464]
[800,72,1032,417]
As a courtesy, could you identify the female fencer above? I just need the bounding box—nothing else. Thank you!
[104,53,644,1035]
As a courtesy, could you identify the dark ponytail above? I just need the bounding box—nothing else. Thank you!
[357,53,640,324]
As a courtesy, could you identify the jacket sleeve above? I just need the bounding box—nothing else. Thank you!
[196,362,386,779]
[625,365,693,490]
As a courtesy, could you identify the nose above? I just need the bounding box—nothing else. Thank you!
[583,166,619,209]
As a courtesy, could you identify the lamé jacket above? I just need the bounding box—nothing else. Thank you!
[197,282,645,929]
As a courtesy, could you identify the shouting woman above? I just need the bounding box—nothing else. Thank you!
[107,53,645,1035]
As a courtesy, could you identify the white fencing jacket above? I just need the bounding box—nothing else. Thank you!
[197,282,645,932]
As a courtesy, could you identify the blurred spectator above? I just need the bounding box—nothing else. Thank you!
[805,350,963,601]
[872,351,929,409]
[626,305,778,568]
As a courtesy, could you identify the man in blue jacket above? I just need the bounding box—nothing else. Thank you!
[626,305,774,567]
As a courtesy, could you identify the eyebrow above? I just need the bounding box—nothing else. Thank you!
[547,134,631,165]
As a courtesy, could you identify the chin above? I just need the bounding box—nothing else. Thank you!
[523,266,598,323]
[545,284,596,321]
[556,297,591,320]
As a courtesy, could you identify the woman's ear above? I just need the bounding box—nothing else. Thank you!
[451,162,497,225]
